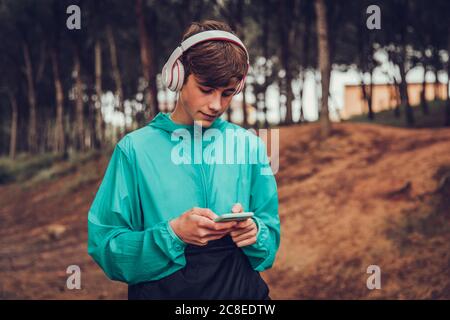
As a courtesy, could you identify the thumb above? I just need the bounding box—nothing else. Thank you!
[231,203,243,213]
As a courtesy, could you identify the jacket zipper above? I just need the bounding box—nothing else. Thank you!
[195,125,209,208]
[199,164,208,208]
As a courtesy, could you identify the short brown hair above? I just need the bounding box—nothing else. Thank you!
[181,20,248,88]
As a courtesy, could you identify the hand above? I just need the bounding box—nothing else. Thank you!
[169,207,237,246]
[229,203,258,248]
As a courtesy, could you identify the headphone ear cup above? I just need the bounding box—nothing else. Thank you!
[164,59,182,92]
[175,60,185,92]
[169,61,179,92]
[161,64,169,89]
[168,59,184,92]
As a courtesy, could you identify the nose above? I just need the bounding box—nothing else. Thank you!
[207,94,222,114]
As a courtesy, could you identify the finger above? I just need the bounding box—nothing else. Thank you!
[196,216,217,229]
[232,228,257,243]
[197,216,237,231]
[230,224,255,237]
[187,239,208,246]
[195,208,219,220]
[234,218,253,229]
[236,237,257,248]
[231,203,243,213]
[209,221,238,231]
[199,228,232,236]
[196,230,231,245]
[195,240,209,246]
[231,221,255,233]
[202,233,227,242]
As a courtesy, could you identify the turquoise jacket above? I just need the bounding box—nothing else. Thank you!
[87,112,280,285]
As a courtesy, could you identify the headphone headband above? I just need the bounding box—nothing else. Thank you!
[162,30,249,94]
[180,30,249,63]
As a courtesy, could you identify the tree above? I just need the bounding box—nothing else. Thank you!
[48,0,67,154]
[135,0,159,121]
[314,0,331,137]
[0,2,22,158]
[384,0,415,126]
[277,0,299,125]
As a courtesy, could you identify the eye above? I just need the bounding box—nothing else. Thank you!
[222,92,233,97]
[200,87,213,94]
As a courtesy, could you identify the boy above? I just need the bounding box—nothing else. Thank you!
[87,20,280,299]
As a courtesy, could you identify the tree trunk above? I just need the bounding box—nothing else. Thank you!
[398,50,414,126]
[360,71,375,121]
[23,42,38,153]
[298,5,311,124]
[285,69,294,125]
[446,73,450,126]
[433,68,440,101]
[314,0,331,137]
[42,111,52,153]
[8,90,18,159]
[396,7,414,127]
[74,46,85,151]
[233,0,248,127]
[88,98,96,150]
[360,75,370,120]
[106,24,124,114]
[299,71,306,123]
[50,47,66,154]
[262,1,270,127]
[446,29,450,127]
[136,0,159,120]
[368,70,375,120]
[17,85,27,154]
[420,66,429,115]
[94,39,105,149]
[278,78,285,124]
[278,1,294,125]
[391,74,401,118]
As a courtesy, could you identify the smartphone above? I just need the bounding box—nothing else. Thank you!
[214,212,254,222]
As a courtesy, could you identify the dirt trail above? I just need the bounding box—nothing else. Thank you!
[1,123,449,299]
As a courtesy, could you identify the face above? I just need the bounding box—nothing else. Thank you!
[176,74,238,128]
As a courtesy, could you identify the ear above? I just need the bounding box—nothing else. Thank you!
[178,74,191,93]
[184,74,193,85]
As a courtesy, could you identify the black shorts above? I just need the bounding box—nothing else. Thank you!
[128,235,270,300]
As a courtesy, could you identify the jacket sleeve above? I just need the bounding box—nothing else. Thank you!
[242,137,281,272]
[87,137,187,285]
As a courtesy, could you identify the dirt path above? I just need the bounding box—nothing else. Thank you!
[1,123,449,299]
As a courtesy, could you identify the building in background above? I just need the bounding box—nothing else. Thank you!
[342,82,448,119]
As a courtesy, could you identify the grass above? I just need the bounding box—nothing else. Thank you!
[385,164,450,254]
[0,153,64,184]
[346,100,449,128]
[0,149,109,186]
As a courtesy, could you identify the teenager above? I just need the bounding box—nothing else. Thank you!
[87,20,280,300]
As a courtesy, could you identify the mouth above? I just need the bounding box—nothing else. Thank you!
[199,111,216,121]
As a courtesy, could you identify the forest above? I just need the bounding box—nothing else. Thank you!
[1,0,449,159]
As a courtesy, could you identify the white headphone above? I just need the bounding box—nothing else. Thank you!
[161,30,249,95]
